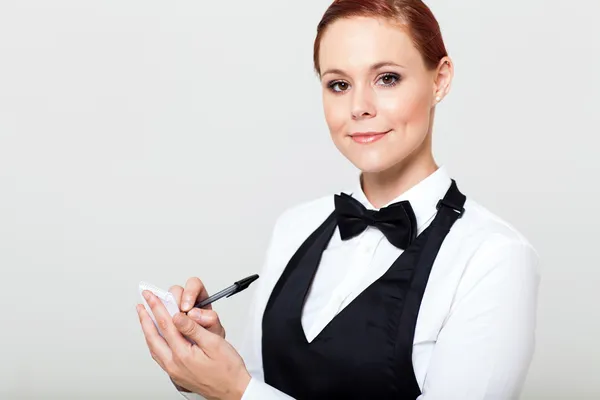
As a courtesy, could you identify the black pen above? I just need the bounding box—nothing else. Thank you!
[188,274,259,310]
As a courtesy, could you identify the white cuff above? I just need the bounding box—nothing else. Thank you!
[240,377,296,400]
[177,389,204,400]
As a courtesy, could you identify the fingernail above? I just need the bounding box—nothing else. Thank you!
[182,301,190,310]
[142,291,150,301]
[188,309,202,320]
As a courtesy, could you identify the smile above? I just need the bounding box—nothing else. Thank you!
[349,130,391,144]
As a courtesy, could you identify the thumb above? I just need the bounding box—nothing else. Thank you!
[172,312,216,352]
[188,308,217,326]
[187,308,225,338]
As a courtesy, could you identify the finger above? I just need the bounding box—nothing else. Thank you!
[181,277,211,312]
[187,308,216,325]
[169,285,184,309]
[136,303,171,366]
[173,312,219,358]
[142,290,189,350]
[188,308,224,336]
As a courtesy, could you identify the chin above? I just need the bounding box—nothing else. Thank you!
[347,153,402,174]
[333,134,415,175]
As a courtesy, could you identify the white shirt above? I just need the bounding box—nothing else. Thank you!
[179,165,541,400]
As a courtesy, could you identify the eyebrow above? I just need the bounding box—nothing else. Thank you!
[321,61,406,77]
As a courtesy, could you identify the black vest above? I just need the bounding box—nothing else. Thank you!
[261,180,466,399]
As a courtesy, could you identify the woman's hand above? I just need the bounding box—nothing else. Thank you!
[169,277,226,338]
[137,290,251,400]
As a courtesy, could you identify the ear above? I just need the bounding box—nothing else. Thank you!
[432,57,453,105]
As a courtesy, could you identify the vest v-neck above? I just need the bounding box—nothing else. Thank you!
[294,214,434,345]
[261,180,466,400]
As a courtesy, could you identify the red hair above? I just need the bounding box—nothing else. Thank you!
[313,0,448,75]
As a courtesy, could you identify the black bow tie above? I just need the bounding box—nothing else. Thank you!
[333,192,417,250]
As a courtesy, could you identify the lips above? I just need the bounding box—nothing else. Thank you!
[349,130,390,144]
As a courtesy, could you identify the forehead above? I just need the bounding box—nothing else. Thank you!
[319,16,422,72]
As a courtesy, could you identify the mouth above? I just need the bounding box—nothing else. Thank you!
[349,130,391,144]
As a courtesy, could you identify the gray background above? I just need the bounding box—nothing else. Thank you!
[1,0,598,398]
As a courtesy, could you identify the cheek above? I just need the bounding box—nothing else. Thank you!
[379,86,431,130]
[322,96,347,135]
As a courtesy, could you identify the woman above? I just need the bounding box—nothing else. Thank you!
[137,0,540,399]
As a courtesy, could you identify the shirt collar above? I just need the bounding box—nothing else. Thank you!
[345,165,452,233]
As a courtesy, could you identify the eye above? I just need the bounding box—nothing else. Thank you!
[327,80,350,93]
[376,73,401,87]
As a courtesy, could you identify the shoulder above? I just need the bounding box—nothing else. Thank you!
[449,196,541,287]
[257,192,338,288]
[270,193,337,244]
[460,197,538,253]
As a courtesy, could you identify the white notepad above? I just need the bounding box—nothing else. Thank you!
[138,281,180,337]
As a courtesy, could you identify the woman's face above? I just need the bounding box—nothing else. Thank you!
[318,16,450,173]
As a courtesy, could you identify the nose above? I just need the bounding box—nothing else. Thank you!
[350,85,376,120]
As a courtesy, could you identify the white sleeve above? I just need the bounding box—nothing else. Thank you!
[176,390,204,400]
[238,210,296,399]
[418,239,541,399]
[240,378,295,400]
[175,208,297,400]
[175,378,294,400]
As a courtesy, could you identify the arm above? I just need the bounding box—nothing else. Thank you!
[236,281,295,400]
[174,209,297,400]
[419,239,541,399]
[173,286,294,400]
[237,211,296,400]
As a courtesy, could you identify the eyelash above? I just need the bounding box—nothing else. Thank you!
[327,73,401,93]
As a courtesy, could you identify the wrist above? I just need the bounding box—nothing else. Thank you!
[228,370,251,400]
[170,377,191,393]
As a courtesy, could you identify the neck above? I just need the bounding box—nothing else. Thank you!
[360,135,437,209]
